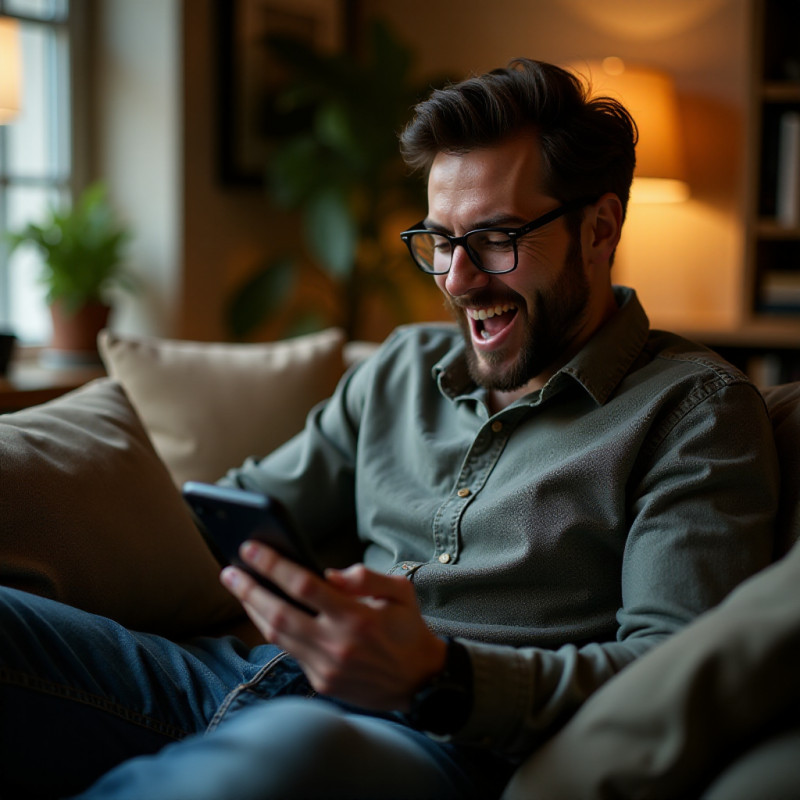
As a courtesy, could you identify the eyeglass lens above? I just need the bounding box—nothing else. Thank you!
[409,229,517,274]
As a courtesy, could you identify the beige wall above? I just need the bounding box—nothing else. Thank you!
[101,0,752,342]
[180,1,276,341]
[93,0,181,338]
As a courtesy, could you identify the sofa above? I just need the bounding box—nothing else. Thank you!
[1,325,799,798]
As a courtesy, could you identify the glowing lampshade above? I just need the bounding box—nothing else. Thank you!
[569,58,690,203]
[0,17,22,124]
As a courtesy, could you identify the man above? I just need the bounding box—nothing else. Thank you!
[0,59,778,799]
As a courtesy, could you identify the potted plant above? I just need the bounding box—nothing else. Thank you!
[226,20,449,342]
[5,182,133,363]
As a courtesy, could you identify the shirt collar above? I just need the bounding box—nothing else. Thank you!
[554,286,650,405]
[433,340,476,400]
[433,286,650,407]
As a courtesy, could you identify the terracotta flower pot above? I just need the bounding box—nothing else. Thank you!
[47,300,111,365]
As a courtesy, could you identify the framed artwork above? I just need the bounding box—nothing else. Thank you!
[215,0,347,186]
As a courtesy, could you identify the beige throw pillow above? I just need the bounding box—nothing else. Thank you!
[0,378,243,636]
[98,328,347,487]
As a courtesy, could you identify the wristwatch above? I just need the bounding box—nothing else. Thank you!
[406,637,473,736]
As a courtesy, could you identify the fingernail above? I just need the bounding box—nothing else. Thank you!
[240,540,259,561]
[221,566,241,590]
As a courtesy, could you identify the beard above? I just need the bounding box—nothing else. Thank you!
[449,236,590,393]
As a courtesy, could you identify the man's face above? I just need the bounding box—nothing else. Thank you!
[427,132,591,394]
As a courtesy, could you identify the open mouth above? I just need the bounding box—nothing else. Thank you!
[467,303,518,343]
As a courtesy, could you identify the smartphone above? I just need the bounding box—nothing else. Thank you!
[182,481,322,614]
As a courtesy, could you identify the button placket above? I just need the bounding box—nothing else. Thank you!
[431,415,513,564]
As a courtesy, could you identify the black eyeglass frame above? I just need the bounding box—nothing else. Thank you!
[400,195,598,275]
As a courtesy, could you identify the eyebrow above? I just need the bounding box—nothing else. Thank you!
[422,214,530,233]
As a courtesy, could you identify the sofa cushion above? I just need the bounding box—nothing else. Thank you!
[761,381,800,556]
[0,378,242,636]
[98,328,346,487]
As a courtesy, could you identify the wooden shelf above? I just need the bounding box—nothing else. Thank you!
[0,356,105,413]
[757,219,800,239]
[762,82,800,103]
[679,320,800,349]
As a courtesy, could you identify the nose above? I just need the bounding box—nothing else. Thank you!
[442,245,490,298]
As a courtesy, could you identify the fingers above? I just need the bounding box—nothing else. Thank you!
[229,543,415,613]
[241,541,328,611]
[220,565,278,640]
[325,563,416,605]
[221,542,357,625]
[220,543,445,711]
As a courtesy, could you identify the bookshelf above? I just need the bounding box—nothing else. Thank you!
[741,0,800,364]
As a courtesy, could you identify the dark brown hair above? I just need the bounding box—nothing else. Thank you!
[400,58,638,220]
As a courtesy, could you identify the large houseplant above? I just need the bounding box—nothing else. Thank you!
[6,182,133,361]
[227,20,448,341]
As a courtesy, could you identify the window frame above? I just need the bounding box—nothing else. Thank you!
[0,0,89,344]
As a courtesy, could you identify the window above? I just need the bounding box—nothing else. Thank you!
[0,0,75,344]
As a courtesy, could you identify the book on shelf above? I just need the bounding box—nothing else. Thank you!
[776,110,800,228]
[746,353,786,388]
[761,269,800,310]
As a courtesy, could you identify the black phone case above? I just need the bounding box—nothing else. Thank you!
[182,481,321,614]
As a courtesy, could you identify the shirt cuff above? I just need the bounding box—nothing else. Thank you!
[450,639,534,752]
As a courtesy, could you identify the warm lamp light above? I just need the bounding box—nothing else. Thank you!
[569,58,690,203]
[0,17,22,124]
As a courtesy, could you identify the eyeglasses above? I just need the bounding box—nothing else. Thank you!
[400,196,597,275]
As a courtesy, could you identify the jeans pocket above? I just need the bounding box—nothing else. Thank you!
[206,650,315,733]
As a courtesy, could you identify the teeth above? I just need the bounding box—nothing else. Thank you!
[467,303,516,321]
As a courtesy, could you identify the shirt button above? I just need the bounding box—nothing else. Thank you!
[491,421,503,433]
[457,488,471,498]
[438,553,451,564]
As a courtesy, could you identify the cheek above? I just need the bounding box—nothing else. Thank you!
[515,231,577,290]
[516,237,561,273]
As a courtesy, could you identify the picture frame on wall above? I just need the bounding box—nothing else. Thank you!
[215,0,346,186]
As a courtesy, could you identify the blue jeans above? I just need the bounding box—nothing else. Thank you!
[0,587,514,799]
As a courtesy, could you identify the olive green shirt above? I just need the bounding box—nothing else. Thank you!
[222,287,779,758]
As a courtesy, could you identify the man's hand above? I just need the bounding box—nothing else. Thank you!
[221,541,447,712]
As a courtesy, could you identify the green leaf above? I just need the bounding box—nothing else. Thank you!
[304,188,357,280]
[268,138,320,208]
[4,181,133,308]
[315,101,357,157]
[284,312,329,338]
[225,257,295,339]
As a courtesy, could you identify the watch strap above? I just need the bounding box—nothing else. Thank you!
[406,637,473,736]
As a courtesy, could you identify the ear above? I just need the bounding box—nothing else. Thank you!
[584,193,623,267]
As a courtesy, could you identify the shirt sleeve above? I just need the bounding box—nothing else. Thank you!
[453,381,779,758]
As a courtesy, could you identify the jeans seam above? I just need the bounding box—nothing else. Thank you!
[205,650,290,734]
[0,667,188,741]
